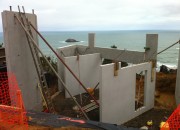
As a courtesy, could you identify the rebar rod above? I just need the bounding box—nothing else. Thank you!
[146,40,180,62]
[157,40,180,55]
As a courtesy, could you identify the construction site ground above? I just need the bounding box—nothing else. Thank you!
[123,72,176,130]
[23,71,176,130]
[0,71,176,130]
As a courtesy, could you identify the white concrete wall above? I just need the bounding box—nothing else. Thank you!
[57,45,77,57]
[56,45,77,91]
[100,62,155,124]
[64,53,101,98]
[77,45,144,64]
[2,11,42,111]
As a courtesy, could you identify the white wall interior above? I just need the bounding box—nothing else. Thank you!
[64,53,101,98]
[100,62,155,125]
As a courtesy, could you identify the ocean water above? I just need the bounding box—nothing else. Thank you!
[0,30,180,68]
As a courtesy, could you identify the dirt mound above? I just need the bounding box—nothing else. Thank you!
[155,72,176,110]
[156,72,176,94]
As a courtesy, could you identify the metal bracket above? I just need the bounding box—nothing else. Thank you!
[144,47,150,51]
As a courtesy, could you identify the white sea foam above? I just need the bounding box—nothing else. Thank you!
[80,41,85,43]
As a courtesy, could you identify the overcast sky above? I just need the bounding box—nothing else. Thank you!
[1,0,180,31]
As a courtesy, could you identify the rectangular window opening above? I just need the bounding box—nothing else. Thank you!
[135,70,146,111]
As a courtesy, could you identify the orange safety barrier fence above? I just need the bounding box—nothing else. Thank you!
[0,72,28,130]
[161,105,180,130]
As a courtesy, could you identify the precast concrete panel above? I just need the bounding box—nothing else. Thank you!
[100,62,155,124]
[64,53,101,98]
[56,45,77,91]
[2,11,41,110]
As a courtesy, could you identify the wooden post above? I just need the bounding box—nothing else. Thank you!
[88,33,95,48]
[114,62,119,76]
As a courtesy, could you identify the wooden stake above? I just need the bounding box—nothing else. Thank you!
[114,62,119,76]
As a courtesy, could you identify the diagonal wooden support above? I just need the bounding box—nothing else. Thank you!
[14,14,89,120]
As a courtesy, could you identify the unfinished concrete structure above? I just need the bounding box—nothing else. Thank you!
[100,62,154,124]
[1,10,42,110]
[57,34,158,124]
[1,8,159,124]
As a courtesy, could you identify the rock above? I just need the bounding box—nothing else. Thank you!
[160,65,177,74]
[65,38,79,42]
[72,105,79,112]
[121,61,128,67]
[169,69,177,74]
[140,126,148,130]
[160,65,169,73]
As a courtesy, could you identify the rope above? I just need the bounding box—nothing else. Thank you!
[146,40,180,62]
[157,40,180,55]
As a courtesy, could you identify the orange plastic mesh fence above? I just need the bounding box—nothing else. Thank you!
[0,72,28,129]
[161,105,180,130]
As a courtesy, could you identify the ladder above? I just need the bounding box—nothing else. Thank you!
[17,6,55,113]
[82,101,99,113]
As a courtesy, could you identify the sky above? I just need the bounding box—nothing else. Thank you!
[0,0,180,31]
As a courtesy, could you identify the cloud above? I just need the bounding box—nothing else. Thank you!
[0,0,180,31]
